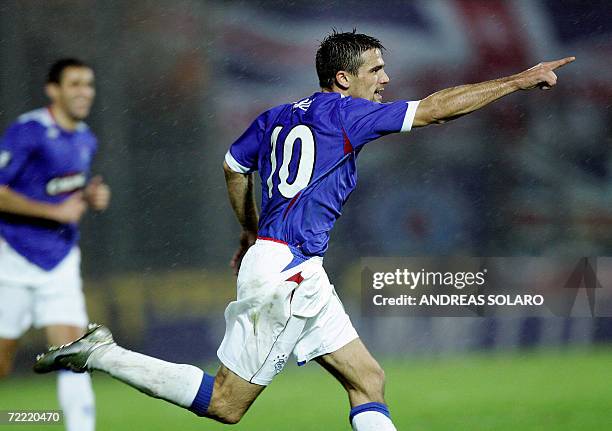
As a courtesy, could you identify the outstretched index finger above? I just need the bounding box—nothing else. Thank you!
[546,56,576,70]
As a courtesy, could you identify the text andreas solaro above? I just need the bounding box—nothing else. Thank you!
[360,257,612,317]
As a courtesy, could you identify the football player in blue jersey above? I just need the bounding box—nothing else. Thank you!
[0,58,110,431]
[34,32,573,430]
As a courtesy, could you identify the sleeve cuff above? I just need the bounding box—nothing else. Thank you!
[224,150,252,174]
[400,100,421,132]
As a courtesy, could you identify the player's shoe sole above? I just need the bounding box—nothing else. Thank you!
[33,323,115,374]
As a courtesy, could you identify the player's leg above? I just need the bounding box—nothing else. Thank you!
[316,339,396,431]
[316,338,386,406]
[36,241,296,424]
[199,364,265,424]
[294,281,396,431]
[45,325,95,431]
[0,277,34,378]
[0,338,19,377]
[89,341,265,424]
[35,248,95,431]
[35,325,265,425]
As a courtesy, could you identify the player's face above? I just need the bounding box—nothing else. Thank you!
[350,48,389,102]
[48,66,96,121]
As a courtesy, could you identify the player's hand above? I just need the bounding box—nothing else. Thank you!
[230,230,257,275]
[84,175,111,211]
[51,191,88,223]
[515,57,575,90]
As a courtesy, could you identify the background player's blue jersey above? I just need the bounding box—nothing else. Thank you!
[0,108,97,270]
[225,92,420,257]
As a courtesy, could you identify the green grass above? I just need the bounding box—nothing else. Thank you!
[2,349,612,430]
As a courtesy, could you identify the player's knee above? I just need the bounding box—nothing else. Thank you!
[219,411,243,425]
[206,398,246,425]
[206,405,244,425]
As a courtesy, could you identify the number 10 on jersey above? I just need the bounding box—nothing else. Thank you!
[266,125,315,199]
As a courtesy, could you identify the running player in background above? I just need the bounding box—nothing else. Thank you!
[34,32,573,430]
[0,58,110,431]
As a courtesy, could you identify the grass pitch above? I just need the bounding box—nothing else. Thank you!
[1,348,611,430]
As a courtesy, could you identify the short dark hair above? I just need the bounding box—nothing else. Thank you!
[316,29,385,89]
[47,58,91,84]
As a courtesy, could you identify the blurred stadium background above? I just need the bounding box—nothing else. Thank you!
[1,0,611,429]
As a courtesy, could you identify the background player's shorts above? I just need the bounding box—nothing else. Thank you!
[217,239,358,385]
[0,239,88,339]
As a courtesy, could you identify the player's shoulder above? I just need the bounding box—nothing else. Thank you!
[6,108,95,146]
[17,108,92,133]
[337,95,379,110]
[3,108,49,141]
[16,108,54,130]
[286,92,345,121]
[263,102,292,119]
[305,92,381,116]
[254,92,346,127]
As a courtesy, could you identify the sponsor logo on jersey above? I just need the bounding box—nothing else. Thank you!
[0,150,11,169]
[46,172,87,196]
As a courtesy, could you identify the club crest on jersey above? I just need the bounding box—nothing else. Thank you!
[46,127,60,140]
[46,172,86,196]
[0,150,11,169]
[293,98,313,112]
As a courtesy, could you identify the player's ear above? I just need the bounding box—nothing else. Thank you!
[334,70,351,90]
[45,83,59,101]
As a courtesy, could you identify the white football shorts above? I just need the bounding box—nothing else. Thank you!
[217,238,359,386]
[0,239,88,339]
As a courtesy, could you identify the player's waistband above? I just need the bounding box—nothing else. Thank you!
[256,236,323,267]
[257,236,288,245]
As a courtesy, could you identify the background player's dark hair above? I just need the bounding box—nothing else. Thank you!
[47,58,91,84]
[316,29,385,89]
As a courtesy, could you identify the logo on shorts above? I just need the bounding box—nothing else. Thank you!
[273,354,288,374]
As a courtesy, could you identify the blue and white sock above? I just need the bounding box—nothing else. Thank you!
[188,373,215,416]
[89,345,205,409]
[58,371,95,431]
[350,402,397,431]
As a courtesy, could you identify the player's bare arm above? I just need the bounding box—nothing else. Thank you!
[223,161,258,274]
[0,186,87,223]
[413,56,576,127]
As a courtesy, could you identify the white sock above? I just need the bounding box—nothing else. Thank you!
[57,371,95,431]
[88,344,204,408]
[351,410,397,431]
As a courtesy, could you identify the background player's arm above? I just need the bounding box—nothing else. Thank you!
[412,57,575,127]
[224,161,258,274]
[0,186,87,223]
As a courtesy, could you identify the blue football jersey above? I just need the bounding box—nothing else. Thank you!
[0,108,97,270]
[225,92,420,257]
